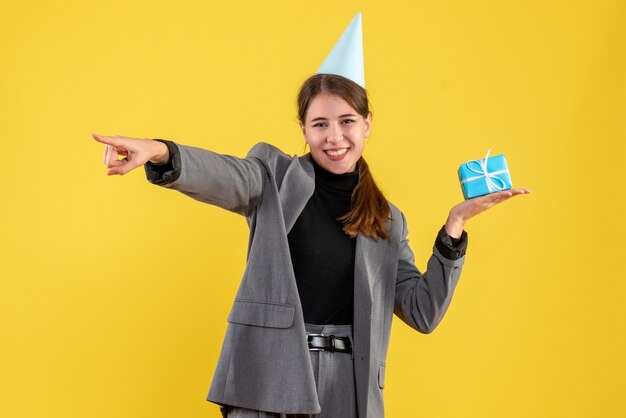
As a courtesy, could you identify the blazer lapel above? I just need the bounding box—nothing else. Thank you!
[355,231,391,295]
[353,226,391,418]
[279,153,315,234]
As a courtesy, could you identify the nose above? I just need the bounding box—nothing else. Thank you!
[327,123,343,144]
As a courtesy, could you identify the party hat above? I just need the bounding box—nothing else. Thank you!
[316,12,365,87]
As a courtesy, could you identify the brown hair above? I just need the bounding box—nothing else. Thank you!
[297,73,391,241]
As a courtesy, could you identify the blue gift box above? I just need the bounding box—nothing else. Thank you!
[458,150,512,199]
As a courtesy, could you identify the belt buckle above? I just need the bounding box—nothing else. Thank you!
[307,333,337,352]
[307,333,323,351]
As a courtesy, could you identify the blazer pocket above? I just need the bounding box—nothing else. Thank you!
[378,362,386,389]
[227,300,295,329]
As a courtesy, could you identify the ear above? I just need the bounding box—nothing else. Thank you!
[364,112,372,138]
[299,122,307,138]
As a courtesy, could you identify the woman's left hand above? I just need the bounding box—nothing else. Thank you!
[444,188,531,238]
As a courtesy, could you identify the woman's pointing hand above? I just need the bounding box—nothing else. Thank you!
[91,133,169,176]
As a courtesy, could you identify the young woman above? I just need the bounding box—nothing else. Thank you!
[92,73,529,418]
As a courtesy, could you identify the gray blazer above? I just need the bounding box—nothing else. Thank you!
[145,142,465,418]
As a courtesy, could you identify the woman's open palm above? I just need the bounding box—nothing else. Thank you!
[445,188,531,237]
[454,189,530,221]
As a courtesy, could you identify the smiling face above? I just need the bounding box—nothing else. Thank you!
[300,92,371,174]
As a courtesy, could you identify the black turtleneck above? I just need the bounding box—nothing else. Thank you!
[287,157,359,326]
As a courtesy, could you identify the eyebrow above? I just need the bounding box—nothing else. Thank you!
[310,113,357,123]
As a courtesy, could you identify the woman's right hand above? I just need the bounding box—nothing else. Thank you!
[91,133,170,176]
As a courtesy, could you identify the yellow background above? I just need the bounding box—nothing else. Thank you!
[1,0,624,417]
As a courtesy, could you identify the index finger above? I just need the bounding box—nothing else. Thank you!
[92,133,120,146]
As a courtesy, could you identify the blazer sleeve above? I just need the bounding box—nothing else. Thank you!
[393,212,466,334]
[144,140,265,217]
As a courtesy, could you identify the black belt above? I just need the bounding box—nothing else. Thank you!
[307,334,352,354]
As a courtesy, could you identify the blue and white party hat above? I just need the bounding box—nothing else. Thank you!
[316,12,365,87]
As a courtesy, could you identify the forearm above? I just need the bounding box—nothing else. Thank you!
[395,249,464,333]
[394,216,466,333]
[144,142,264,216]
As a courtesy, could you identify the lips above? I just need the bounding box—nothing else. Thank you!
[324,148,349,160]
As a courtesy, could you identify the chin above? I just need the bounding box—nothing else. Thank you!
[313,151,357,174]
[330,163,356,174]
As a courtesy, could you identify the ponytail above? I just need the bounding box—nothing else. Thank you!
[339,157,390,241]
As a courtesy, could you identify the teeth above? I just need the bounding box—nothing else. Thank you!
[326,149,348,156]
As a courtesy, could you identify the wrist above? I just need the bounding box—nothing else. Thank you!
[444,211,465,239]
[148,140,170,164]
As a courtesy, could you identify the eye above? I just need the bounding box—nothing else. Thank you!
[342,119,355,124]
[312,122,327,128]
